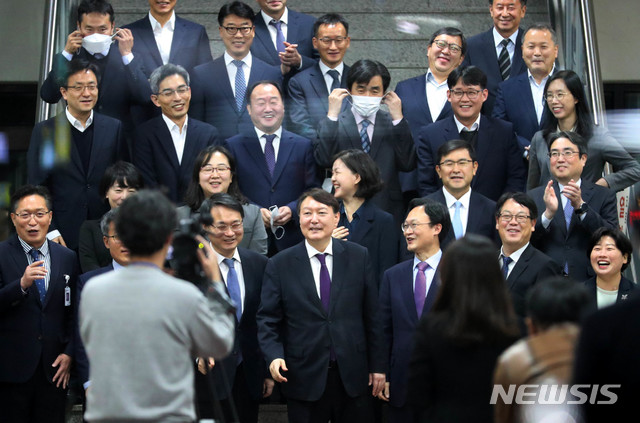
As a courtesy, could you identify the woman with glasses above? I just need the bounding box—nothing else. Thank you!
[182,145,267,255]
[78,161,143,272]
[527,70,640,191]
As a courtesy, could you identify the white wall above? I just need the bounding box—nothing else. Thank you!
[0,0,45,82]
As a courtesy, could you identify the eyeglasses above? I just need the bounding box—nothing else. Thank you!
[497,213,532,223]
[433,39,462,54]
[548,150,579,159]
[201,165,231,175]
[401,222,433,233]
[449,89,483,100]
[316,36,348,45]
[545,91,568,101]
[439,158,474,168]
[156,85,189,98]
[105,234,122,243]
[66,84,98,93]
[14,211,51,221]
[211,222,243,233]
[221,26,253,35]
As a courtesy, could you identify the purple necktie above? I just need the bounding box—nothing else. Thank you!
[414,261,430,316]
[316,253,331,312]
[29,248,47,303]
[269,20,286,53]
[263,134,276,177]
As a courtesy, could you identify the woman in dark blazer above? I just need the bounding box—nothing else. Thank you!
[584,227,636,309]
[408,235,519,423]
[331,149,398,284]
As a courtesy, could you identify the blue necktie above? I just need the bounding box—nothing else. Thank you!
[563,199,574,274]
[360,119,371,153]
[452,201,463,239]
[223,258,242,322]
[327,69,340,92]
[263,134,276,177]
[269,20,286,53]
[502,255,512,280]
[232,60,246,113]
[28,248,47,303]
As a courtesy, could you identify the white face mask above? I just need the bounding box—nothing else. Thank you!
[349,95,382,117]
[82,33,113,55]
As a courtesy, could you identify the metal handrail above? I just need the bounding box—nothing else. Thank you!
[580,0,606,127]
[36,0,59,124]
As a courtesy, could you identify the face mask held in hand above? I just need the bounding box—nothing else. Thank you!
[82,33,113,55]
[349,95,382,117]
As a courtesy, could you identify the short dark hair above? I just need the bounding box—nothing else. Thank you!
[546,130,588,157]
[429,27,467,56]
[447,65,487,90]
[218,1,254,26]
[523,23,558,45]
[297,188,340,215]
[587,227,633,272]
[347,59,391,92]
[200,192,245,219]
[313,13,349,37]
[246,80,283,105]
[526,277,591,330]
[332,149,383,200]
[488,0,527,5]
[99,161,144,198]
[10,185,52,213]
[115,190,177,256]
[100,208,118,237]
[406,197,451,243]
[149,64,190,94]
[63,58,101,87]
[436,139,477,164]
[77,0,114,24]
[495,192,538,220]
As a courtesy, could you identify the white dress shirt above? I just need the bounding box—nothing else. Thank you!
[499,242,529,279]
[149,11,176,65]
[260,8,289,48]
[66,107,94,132]
[161,113,187,164]
[254,126,283,160]
[454,114,481,132]
[224,51,252,97]
[305,239,334,298]
[215,248,246,309]
[493,27,519,62]
[412,250,442,296]
[528,66,554,124]
[425,69,449,122]
[442,187,471,236]
[319,61,345,94]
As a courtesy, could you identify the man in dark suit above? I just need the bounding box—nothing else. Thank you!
[462,0,528,113]
[133,64,219,204]
[493,23,558,150]
[378,198,449,422]
[190,1,283,140]
[0,185,79,423]
[258,188,386,423]
[417,65,526,201]
[426,139,497,249]
[251,0,317,76]
[225,81,317,253]
[495,192,561,333]
[315,59,416,224]
[528,131,617,282]
[28,59,125,250]
[40,0,151,134]
[287,13,351,139]
[195,194,271,423]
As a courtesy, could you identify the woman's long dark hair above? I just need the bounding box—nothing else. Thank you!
[541,70,594,140]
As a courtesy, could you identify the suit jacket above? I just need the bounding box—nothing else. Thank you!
[287,62,350,139]
[224,129,318,251]
[462,28,527,114]
[417,115,526,200]
[251,8,317,74]
[190,55,283,140]
[426,188,498,250]
[257,240,386,401]
[315,110,416,224]
[27,113,125,249]
[0,236,79,383]
[583,276,636,309]
[133,115,220,204]
[528,180,618,282]
[78,217,111,273]
[379,259,440,407]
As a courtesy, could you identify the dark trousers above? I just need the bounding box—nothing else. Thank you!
[388,403,417,423]
[0,363,67,423]
[286,365,373,423]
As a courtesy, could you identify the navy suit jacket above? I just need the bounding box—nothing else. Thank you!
[257,240,386,401]
[380,258,440,408]
[133,115,220,204]
[316,111,416,224]
[251,8,317,74]
[528,180,618,282]
[224,129,317,251]
[583,276,636,309]
[426,188,498,250]
[0,236,79,383]
[417,115,526,201]
[190,55,283,140]
[462,28,527,114]
[287,63,350,139]
[493,72,551,148]
[27,113,125,249]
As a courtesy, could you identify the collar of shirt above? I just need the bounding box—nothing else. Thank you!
[319,60,344,78]
[148,10,176,32]
[224,51,252,68]
[500,242,529,265]
[352,108,377,126]
[453,114,480,132]
[161,113,187,134]
[65,107,94,132]
[214,248,242,268]
[112,259,125,270]
[527,65,555,88]
[261,7,288,27]
[442,186,471,210]
[413,249,442,272]
[255,126,282,158]
[493,27,519,49]
[18,236,48,256]
[305,238,333,259]
[426,68,448,88]
[339,202,362,225]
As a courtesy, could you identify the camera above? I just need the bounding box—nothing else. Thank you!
[169,211,213,288]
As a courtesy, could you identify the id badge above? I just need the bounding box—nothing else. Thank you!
[64,274,71,306]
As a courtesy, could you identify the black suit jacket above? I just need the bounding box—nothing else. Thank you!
[315,110,416,224]
[426,188,498,250]
[417,114,526,201]
[583,276,637,309]
[0,236,79,383]
[190,55,283,140]
[528,180,618,282]
[78,218,111,273]
[133,115,220,203]
[257,240,386,401]
[27,113,125,249]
